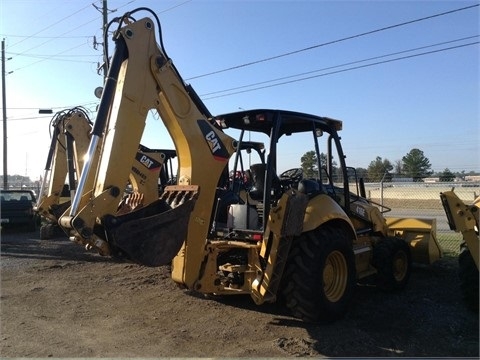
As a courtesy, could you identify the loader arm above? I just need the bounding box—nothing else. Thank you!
[35,109,95,222]
[440,190,479,269]
[59,12,237,279]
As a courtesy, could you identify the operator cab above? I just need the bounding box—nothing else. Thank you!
[213,109,351,234]
[211,140,267,231]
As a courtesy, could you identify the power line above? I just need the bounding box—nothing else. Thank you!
[186,4,479,81]
[4,101,99,121]
[10,18,99,58]
[201,41,478,100]
[6,52,98,60]
[156,0,192,14]
[6,51,98,58]
[10,43,90,72]
[201,35,479,97]
[8,3,95,49]
[5,1,193,75]
[0,34,91,40]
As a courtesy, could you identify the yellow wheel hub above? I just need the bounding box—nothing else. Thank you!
[323,250,348,302]
[393,250,408,282]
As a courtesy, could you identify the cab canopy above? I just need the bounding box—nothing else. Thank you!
[215,109,343,138]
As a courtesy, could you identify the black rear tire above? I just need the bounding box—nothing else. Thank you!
[372,237,412,292]
[459,242,479,313]
[280,225,356,323]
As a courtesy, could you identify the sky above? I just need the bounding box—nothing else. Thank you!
[0,0,479,181]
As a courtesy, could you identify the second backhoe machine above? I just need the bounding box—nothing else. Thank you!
[35,107,174,241]
[440,190,479,312]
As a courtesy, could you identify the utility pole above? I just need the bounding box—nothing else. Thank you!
[94,0,110,81]
[2,38,7,189]
[102,0,108,80]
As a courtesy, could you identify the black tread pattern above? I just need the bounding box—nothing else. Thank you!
[372,237,412,292]
[280,226,356,323]
[459,243,479,313]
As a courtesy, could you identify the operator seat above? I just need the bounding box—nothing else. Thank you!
[248,164,265,201]
[243,169,252,189]
[297,179,322,198]
[248,163,281,201]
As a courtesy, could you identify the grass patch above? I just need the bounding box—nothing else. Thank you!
[437,232,462,255]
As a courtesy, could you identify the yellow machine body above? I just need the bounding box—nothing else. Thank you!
[56,9,443,322]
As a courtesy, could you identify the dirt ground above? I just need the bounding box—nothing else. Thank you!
[1,228,479,358]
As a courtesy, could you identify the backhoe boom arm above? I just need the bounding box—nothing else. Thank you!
[59,13,237,280]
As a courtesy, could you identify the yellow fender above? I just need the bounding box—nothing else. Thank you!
[302,194,356,238]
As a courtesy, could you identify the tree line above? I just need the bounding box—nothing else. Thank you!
[300,148,478,182]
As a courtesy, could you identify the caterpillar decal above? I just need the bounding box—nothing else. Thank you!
[197,119,230,161]
[136,152,162,171]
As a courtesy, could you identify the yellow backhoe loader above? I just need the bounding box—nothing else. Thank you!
[35,107,174,242]
[57,8,442,322]
[440,190,479,312]
[35,107,93,239]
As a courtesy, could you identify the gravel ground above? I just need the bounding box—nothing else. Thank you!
[1,228,479,358]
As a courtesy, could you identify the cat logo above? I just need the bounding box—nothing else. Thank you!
[139,155,154,169]
[197,119,229,161]
[135,152,161,170]
[205,130,221,152]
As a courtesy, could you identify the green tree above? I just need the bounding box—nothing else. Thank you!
[301,151,335,179]
[402,148,433,181]
[367,157,393,182]
[394,160,403,176]
[301,151,317,178]
[439,168,455,182]
[355,167,368,181]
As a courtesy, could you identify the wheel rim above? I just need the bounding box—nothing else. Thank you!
[323,250,348,302]
[393,250,408,282]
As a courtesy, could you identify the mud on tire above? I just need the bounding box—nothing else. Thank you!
[280,225,356,323]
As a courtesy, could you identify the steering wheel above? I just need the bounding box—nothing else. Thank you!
[279,168,303,183]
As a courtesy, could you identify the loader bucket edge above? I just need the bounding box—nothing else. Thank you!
[385,217,443,265]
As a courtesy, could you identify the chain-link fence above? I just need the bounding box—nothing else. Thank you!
[362,181,479,255]
[6,180,479,256]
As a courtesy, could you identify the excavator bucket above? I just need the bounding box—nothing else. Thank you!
[104,186,199,267]
[48,200,71,222]
[385,217,443,265]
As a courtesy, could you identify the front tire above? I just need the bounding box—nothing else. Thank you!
[459,242,479,313]
[372,237,412,292]
[280,225,356,323]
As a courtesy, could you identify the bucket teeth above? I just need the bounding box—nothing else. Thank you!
[117,192,145,215]
[104,185,199,266]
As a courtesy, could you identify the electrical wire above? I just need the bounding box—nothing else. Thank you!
[9,43,90,73]
[10,18,99,58]
[0,34,90,40]
[7,52,98,58]
[201,41,479,100]
[186,4,479,81]
[5,102,99,121]
[4,0,148,73]
[7,3,95,49]
[201,35,479,96]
